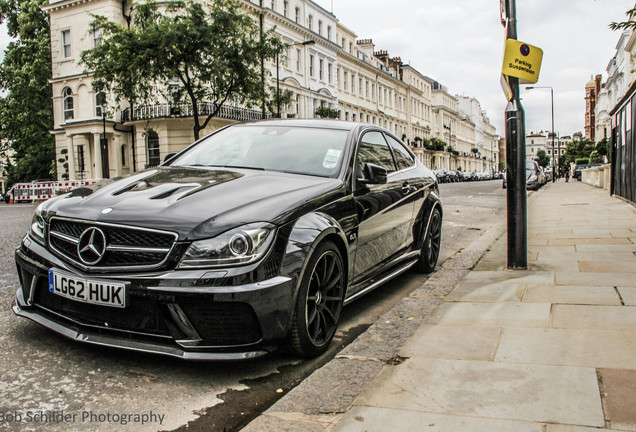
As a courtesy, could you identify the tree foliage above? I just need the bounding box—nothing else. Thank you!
[565,136,595,163]
[81,0,282,140]
[0,0,55,184]
[534,149,550,168]
[610,7,636,31]
[314,106,340,119]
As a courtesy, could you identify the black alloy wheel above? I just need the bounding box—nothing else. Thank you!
[415,207,442,273]
[289,241,345,357]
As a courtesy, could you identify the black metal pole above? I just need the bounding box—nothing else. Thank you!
[504,0,527,269]
[550,88,555,182]
[259,1,265,118]
[276,51,280,118]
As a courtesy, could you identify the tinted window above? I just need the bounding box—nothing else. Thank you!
[171,125,348,177]
[357,131,396,175]
[385,134,415,170]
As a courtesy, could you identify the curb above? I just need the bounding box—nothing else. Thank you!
[242,217,508,431]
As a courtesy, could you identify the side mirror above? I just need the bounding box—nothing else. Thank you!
[363,163,388,184]
[163,152,177,164]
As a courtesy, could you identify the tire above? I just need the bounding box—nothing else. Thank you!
[288,241,345,357]
[414,207,442,274]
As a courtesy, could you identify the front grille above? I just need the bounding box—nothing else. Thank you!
[48,217,178,271]
[180,302,262,346]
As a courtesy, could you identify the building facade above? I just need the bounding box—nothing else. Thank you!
[42,0,498,181]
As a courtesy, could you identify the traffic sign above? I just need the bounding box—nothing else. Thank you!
[502,39,543,84]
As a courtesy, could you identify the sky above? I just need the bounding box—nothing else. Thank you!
[1,1,634,137]
[311,0,634,138]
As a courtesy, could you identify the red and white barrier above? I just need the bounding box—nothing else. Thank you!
[5,179,99,203]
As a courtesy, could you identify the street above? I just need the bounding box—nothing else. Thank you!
[0,179,507,432]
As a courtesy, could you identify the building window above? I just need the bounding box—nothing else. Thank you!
[296,48,301,71]
[327,26,331,40]
[359,78,362,94]
[328,63,332,84]
[318,20,322,35]
[308,15,313,31]
[319,59,324,80]
[121,144,127,166]
[309,55,314,77]
[147,131,160,167]
[77,145,85,174]
[295,7,300,23]
[95,92,106,117]
[63,87,73,120]
[61,29,71,58]
[343,71,347,90]
[283,0,288,17]
[270,0,275,10]
[92,27,102,47]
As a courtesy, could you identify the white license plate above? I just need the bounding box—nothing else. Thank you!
[48,269,127,308]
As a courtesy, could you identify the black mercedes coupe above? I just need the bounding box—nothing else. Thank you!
[13,119,442,360]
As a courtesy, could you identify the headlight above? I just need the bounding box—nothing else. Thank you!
[29,203,46,245]
[178,223,276,268]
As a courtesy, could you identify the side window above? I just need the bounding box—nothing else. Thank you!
[385,134,415,170]
[356,131,396,178]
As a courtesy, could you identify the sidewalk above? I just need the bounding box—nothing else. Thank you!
[243,181,636,432]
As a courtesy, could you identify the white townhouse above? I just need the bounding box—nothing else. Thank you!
[42,0,498,180]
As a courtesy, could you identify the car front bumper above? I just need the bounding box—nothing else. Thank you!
[13,236,296,360]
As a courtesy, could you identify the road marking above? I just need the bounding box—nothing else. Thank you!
[0,283,19,291]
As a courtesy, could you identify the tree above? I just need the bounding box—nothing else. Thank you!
[565,136,595,163]
[314,106,340,119]
[610,8,636,31]
[0,0,56,184]
[534,149,550,168]
[81,0,282,141]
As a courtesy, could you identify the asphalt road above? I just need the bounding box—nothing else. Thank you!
[0,179,507,432]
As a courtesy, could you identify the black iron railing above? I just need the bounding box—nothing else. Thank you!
[121,103,270,123]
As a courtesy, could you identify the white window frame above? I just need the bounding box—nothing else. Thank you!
[61,29,72,58]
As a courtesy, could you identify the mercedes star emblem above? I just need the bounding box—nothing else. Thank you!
[77,227,107,265]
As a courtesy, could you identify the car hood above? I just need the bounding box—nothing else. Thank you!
[42,167,344,240]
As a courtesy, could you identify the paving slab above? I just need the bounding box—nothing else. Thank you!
[354,358,604,427]
[399,325,502,361]
[552,305,636,330]
[241,413,331,432]
[598,368,636,430]
[575,244,636,252]
[556,272,636,287]
[546,426,615,432]
[446,281,525,302]
[331,406,542,432]
[579,260,636,273]
[522,285,621,305]
[427,302,550,328]
[495,328,636,369]
[460,270,555,285]
[617,287,636,306]
[549,238,633,246]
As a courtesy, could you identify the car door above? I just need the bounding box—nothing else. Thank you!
[351,130,415,285]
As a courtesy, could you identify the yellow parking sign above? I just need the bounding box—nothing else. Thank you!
[502,39,543,84]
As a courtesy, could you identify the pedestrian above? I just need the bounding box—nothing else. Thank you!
[565,168,570,182]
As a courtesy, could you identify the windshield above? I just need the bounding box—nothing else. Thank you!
[171,125,350,177]
[525,161,536,171]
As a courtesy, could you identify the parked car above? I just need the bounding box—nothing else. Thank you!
[526,160,542,190]
[12,120,443,360]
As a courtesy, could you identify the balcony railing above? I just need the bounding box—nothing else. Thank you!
[121,102,270,123]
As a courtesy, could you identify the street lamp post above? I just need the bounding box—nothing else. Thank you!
[275,40,315,118]
[526,85,555,182]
